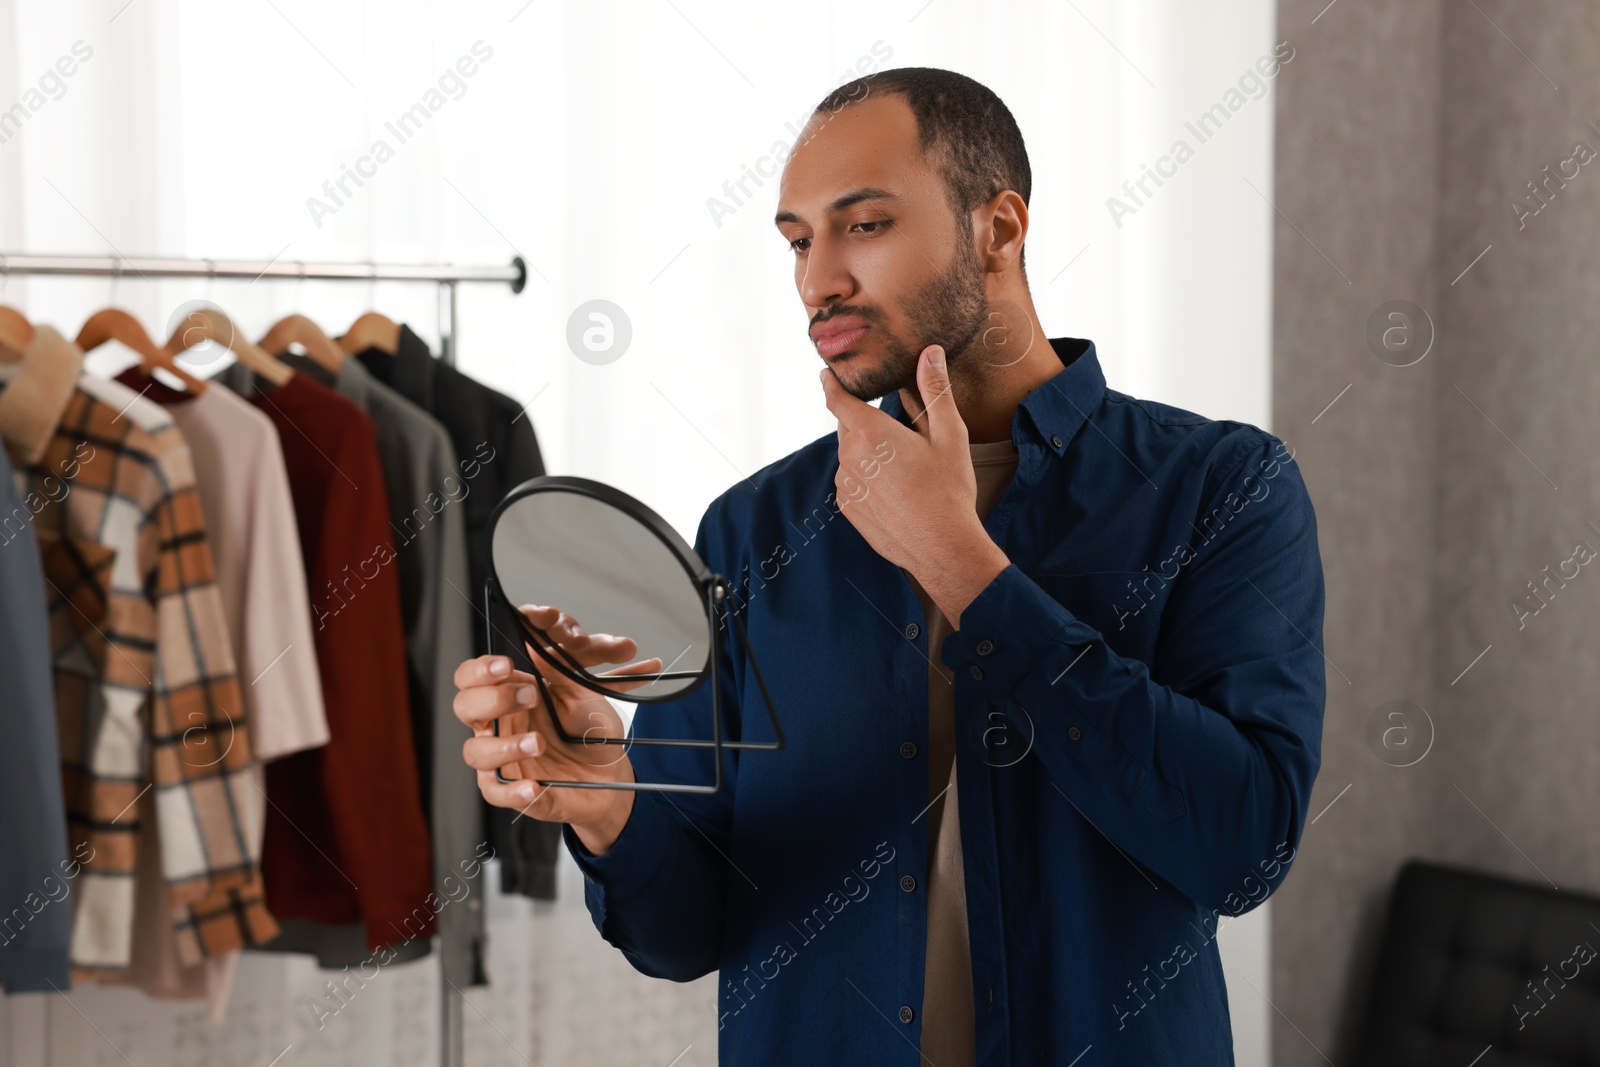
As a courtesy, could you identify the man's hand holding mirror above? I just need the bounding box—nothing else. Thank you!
[453,604,661,853]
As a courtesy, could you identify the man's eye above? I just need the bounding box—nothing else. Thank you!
[788,220,888,253]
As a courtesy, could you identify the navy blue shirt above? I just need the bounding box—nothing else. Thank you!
[563,337,1326,1065]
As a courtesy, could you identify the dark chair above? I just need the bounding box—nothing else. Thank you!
[1354,859,1600,1066]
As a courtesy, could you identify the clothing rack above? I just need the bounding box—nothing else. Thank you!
[0,250,526,1067]
[0,252,528,369]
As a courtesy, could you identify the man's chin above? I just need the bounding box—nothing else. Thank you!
[832,372,894,403]
[826,354,912,403]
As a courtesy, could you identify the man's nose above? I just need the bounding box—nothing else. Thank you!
[800,237,855,309]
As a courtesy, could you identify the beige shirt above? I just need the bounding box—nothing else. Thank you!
[904,437,1019,1065]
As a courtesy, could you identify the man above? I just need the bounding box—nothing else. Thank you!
[453,67,1325,1065]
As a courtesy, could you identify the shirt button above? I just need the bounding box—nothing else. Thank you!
[904,622,921,640]
[1051,434,1064,448]
[1068,726,1082,741]
[969,664,984,680]
[975,639,994,656]
[900,741,918,759]
[900,874,917,892]
[899,1005,915,1024]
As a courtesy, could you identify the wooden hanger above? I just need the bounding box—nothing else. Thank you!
[0,305,34,362]
[78,308,208,394]
[259,313,344,373]
[165,307,293,387]
[337,311,400,356]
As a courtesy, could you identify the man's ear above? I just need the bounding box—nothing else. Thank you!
[980,189,1029,274]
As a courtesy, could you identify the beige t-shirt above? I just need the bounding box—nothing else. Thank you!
[903,436,1020,1065]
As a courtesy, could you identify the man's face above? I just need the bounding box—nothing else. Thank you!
[775,93,990,402]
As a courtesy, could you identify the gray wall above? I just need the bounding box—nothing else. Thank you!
[1271,2,1600,1063]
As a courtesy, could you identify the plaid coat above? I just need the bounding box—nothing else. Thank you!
[0,327,276,972]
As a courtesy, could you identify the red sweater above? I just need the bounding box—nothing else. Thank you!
[241,372,435,948]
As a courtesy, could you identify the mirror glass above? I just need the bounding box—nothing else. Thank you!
[490,487,709,699]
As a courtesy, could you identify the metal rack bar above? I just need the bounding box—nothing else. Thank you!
[0,252,527,292]
[0,248,521,1067]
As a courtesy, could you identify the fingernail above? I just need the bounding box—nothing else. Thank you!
[929,346,945,369]
[515,685,536,706]
[516,780,536,800]
[489,658,510,677]
[519,733,542,756]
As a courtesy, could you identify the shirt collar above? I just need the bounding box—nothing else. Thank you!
[355,323,436,408]
[0,324,86,465]
[877,336,1105,456]
[394,323,437,403]
[276,350,374,408]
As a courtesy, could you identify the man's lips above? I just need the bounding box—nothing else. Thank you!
[811,317,870,358]
[815,326,868,358]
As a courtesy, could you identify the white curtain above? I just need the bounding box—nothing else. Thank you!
[0,1,1277,1064]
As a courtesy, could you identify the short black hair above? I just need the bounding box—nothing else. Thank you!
[812,67,1032,274]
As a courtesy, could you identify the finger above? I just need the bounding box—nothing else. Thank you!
[517,605,599,657]
[820,364,871,432]
[552,619,639,667]
[463,730,544,772]
[915,344,965,446]
[588,656,667,693]
[475,765,548,812]
[590,655,665,678]
[514,604,577,660]
[526,640,665,701]
[824,367,918,451]
[454,653,515,690]
[518,651,596,720]
[453,679,539,728]
[518,605,641,668]
[583,632,640,662]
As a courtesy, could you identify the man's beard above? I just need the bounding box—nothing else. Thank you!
[834,231,989,402]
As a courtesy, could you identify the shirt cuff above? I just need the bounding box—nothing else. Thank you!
[560,789,673,899]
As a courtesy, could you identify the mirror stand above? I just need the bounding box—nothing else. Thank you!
[485,576,785,794]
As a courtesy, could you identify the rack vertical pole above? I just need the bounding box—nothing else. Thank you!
[438,279,459,367]
[441,974,464,1067]
[438,275,463,1067]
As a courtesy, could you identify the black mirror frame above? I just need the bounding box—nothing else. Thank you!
[483,475,784,794]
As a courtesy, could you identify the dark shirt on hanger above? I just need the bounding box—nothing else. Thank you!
[356,324,559,901]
